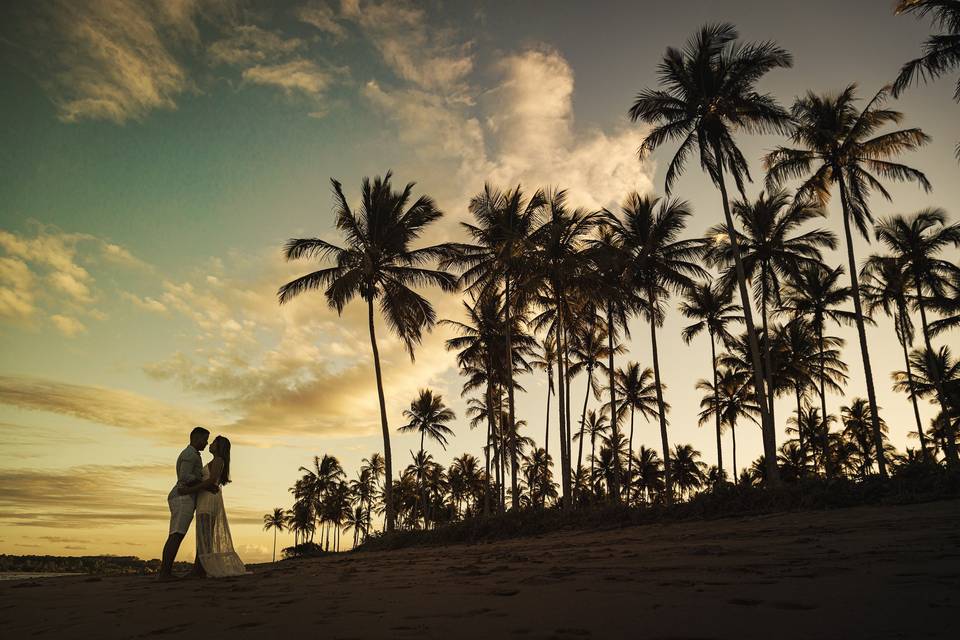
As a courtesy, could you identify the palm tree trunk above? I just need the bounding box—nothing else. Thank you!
[576,367,593,490]
[837,175,887,478]
[367,297,395,531]
[710,331,724,478]
[712,140,778,483]
[484,351,494,516]
[419,432,428,529]
[648,287,672,503]
[626,405,635,503]
[504,277,520,509]
[898,310,929,460]
[795,383,805,466]
[554,287,570,505]
[545,367,552,458]
[731,422,738,482]
[761,264,776,427]
[913,269,958,464]
[606,301,621,500]
[273,528,277,563]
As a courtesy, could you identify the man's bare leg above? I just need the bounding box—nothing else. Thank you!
[159,533,184,580]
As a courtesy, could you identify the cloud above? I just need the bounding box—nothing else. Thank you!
[0,225,149,329]
[242,58,339,97]
[11,0,241,123]
[296,2,347,41]
[0,375,218,443]
[122,292,168,314]
[343,0,473,92]
[208,25,304,66]
[142,249,462,440]
[364,45,655,210]
[50,314,86,337]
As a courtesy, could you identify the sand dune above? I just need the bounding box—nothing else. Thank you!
[2,500,958,639]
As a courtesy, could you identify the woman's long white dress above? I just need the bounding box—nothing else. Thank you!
[195,465,247,577]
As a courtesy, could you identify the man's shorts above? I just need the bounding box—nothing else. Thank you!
[168,495,196,535]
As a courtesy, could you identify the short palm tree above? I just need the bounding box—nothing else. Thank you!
[263,508,286,563]
[680,279,742,475]
[612,362,661,502]
[573,409,609,493]
[875,209,960,422]
[671,444,707,501]
[278,172,458,531]
[840,398,889,478]
[893,0,960,158]
[765,86,932,478]
[894,345,960,463]
[697,367,759,480]
[631,446,664,505]
[629,23,793,481]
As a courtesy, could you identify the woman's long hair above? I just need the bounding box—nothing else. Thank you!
[212,436,231,485]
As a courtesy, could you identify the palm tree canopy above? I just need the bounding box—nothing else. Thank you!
[679,278,742,347]
[874,208,960,300]
[764,85,931,239]
[780,263,857,334]
[399,389,457,450]
[893,1,960,101]
[629,23,793,195]
[705,188,837,306]
[278,172,459,358]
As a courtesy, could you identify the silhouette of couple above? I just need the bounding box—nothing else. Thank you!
[158,427,246,580]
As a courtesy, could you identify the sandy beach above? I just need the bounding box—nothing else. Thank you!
[2,499,958,639]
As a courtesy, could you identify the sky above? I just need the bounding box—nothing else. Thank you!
[0,0,957,563]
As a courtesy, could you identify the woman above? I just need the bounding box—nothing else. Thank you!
[193,435,246,577]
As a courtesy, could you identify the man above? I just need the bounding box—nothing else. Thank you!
[158,426,218,581]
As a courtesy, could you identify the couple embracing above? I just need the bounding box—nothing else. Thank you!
[158,426,246,580]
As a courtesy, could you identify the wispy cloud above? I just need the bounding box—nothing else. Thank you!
[0,375,217,443]
[208,24,304,66]
[49,314,86,337]
[295,1,347,41]
[242,58,340,97]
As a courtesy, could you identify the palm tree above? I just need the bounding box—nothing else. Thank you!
[840,398,889,478]
[671,444,707,501]
[573,409,609,494]
[629,24,793,482]
[359,453,383,535]
[861,255,931,458]
[680,279,742,475]
[929,271,960,337]
[448,453,483,517]
[780,263,857,447]
[446,184,545,510]
[522,448,558,507]
[263,508,286,563]
[529,336,557,461]
[893,0,960,158]
[613,362,661,501]
[697,366,759,479]
[765,85,932,478]
[875,209,960,423]
[278,173,458,531]
[605,193,706,501]
[705,188,836,424]
[568,318,621,483]
[631,446,664,505]
[398,389,455,527]
[894,345,960,464]
[343,506,370,550]
[529,190,600,500]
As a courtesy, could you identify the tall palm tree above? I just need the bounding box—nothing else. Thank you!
[278,172,458,531]
[893,0,960,158]
[263,508,286,563]
[875,209,960,423]
[697,366,760,479]
[446,185,545,509]
[705,188,836,423]
[680,279,742,475]
[765,85,932,478]
[613,362,661,501]
[583,224,637,500]
[929,271,960,337]
[605,193,706,501]
[861,255,931,457]
[629,24,793,482]
[529,190,600,501]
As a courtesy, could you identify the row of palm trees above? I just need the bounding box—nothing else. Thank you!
[274,14,960,534]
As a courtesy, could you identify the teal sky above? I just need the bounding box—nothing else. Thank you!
[0,0,957,561]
